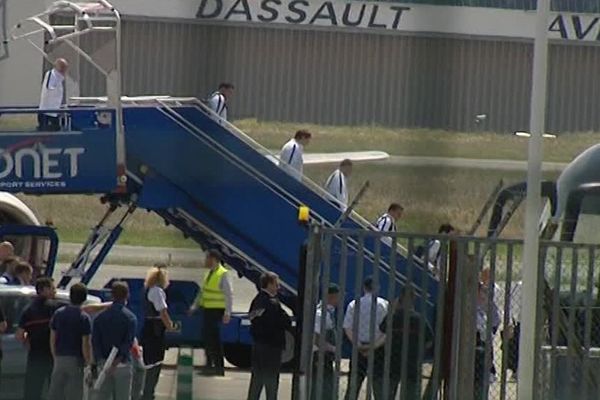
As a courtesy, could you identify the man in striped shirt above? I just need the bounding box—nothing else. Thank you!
[376,203,404,232]
[278,130,312,180]
[324,159,352,208]
[207,83,234,121]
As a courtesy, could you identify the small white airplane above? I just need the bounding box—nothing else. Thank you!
[268,151,390,165]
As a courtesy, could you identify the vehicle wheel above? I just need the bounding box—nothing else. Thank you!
[224,343,252,369]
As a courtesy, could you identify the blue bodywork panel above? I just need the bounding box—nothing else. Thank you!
[0,109,117,193]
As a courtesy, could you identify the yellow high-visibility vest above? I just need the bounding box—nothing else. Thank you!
[198,264,227,309]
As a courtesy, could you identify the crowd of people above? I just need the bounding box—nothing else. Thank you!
[5,270,165,400]
[307,266,504,400]
[308,277,433,400]
[0,233,178,400]
[0,241,252,400]
[0,246,291,400]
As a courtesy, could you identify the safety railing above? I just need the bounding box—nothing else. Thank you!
[69,95,399,241]
[154,101,424,283]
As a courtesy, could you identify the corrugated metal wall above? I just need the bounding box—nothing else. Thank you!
[379,0,600,13]
[79,19,600,133]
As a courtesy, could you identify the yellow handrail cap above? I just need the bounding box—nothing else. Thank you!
[298,205,310,223]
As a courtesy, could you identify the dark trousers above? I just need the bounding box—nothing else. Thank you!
[247,343,282,400]
[347,351,407,400]
[141,320,166,400]
[474,346,487,400]
[203,308,224,371]
[344,354,368,400]
[142,365,162,400]
[311,353,335,400]
[384,374,420,400]
[37,114,60,131]
[24,355,53,400]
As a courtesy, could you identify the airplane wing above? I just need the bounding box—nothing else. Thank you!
[267,151,390,165]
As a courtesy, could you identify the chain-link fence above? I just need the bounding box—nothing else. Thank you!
[537,244,600,400]
[298,228,600,400]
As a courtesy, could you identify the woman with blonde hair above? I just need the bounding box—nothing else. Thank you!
[140,263,175,400]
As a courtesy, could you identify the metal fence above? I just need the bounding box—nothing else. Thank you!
[298,227,600,400]
[536,244,600,400]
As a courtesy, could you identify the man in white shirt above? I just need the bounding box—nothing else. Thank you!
[376,203,404,233]
[324,159,352,208]
[422,223,456,275]
[206,83,234,121]
[38,58,68,131]
[278,130,312,180]
[342,277,389,400]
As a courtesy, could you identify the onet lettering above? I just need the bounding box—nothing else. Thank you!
[0,147,85,180]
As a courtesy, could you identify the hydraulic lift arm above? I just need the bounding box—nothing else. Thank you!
[58,199,136,288]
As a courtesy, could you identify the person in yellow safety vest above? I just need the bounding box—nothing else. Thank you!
[188,250,233,376]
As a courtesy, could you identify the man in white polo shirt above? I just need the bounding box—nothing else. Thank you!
[206,83,234,121]
[342,277,389,400]
[324,159,353,209]
[376,203,404,233]
[38,58,68,131]
[278,130,312,181]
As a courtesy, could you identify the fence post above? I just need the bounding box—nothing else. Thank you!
[296,224,321,400]
[292,240,308,400]
[449,241,478,400]
[519,0,551,398]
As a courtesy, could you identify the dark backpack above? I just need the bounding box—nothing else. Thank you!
[200,91,217,107]
[201,91,227,115]
[414,239,436,262]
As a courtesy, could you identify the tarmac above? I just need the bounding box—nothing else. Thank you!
[155,351,294,400]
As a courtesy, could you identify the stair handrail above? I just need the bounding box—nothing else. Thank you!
[70,95,382,232]
[127,103,437,308]
[69,96,417,263]
[171,98,383,231]
[154,102,437,300]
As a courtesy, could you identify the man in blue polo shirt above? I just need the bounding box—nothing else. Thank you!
[47,282,92,400]
[16,277,62,400]
[91,281,137,400]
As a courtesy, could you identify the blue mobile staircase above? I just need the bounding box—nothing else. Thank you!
[0,98,438,350]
